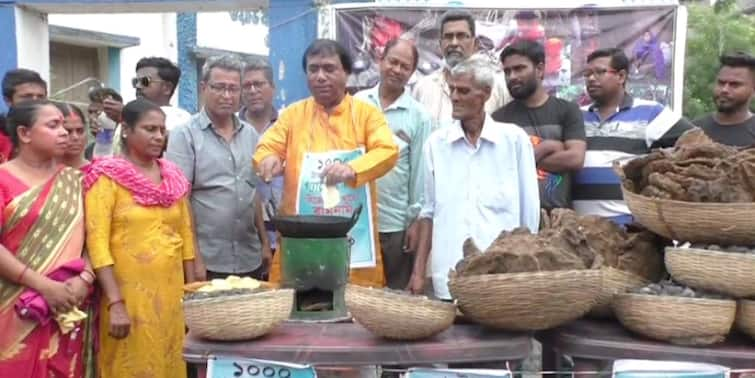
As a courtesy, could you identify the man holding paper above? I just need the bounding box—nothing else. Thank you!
[253,39,399,287]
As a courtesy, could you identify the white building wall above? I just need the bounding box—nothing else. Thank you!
[16,7,50,84]
[196,12,269,56]
[48,12,177,103]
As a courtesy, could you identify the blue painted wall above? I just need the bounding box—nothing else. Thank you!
[268,0,317,109]
[0,4,18,113]
[177,12,198,113]
[107,47,121,92]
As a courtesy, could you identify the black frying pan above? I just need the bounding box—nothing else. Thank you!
[270,204,363,238]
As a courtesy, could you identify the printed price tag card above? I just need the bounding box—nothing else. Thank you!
[207,356,316,378]
[405,368,512,378]
[613,360,729,378]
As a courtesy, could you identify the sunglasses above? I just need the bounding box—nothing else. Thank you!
[131,76,164,89]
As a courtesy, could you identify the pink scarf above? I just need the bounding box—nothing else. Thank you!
[83,156,190,207]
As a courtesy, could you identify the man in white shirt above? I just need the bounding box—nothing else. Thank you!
[412,10,510,124]
[409,57,540,299]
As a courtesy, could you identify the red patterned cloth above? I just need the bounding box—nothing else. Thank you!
[83,156,190,207]
[0,133,13,163]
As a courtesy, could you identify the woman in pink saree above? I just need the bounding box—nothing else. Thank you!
[0,100,94,378]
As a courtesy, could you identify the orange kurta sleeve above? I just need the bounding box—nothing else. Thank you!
[252,108,292,169]
[347,102,399,188]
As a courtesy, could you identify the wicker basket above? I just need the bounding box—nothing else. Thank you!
[183,289,293,341]
[619,185,755,245]
[345,285,456,340]
[666,247,755,298]
[448,269,601,331]
[589,267,649,318]
[614,293,736,345]
[736,300,755,340]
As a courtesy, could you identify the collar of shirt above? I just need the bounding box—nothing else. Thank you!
[238,106,279,131]
[313,93,353,117]
[587,92,635,115]
[446,114,503,145]
[198,108,244,132]
[363,84,414,111]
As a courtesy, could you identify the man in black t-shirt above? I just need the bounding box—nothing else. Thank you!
[694,51,755,147]
[493,40,586,210]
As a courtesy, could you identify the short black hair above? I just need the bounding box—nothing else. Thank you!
[720,51,755,79]
[136,57,182,97]
[302,39,353,75]
[587,48,630,73]
[88,87,123,103]
[500,40,545,66]
[6,99,56,147]
[382,38,419,70]
[243,57,275,86]
[2,69,47,100]
[440,10,476,37]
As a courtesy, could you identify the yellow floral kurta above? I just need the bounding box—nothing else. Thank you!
[85,176,195,378]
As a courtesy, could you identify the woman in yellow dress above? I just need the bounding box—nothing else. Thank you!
[84,99,196,378]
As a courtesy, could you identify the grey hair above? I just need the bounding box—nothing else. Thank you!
[201,54,243,82]
[449,56,495,90]
[243,57,275,86]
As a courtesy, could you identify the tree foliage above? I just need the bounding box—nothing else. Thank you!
[683,0,755,119]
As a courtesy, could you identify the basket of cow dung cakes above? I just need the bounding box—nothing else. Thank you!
[614,280,736,346]
[345,284,455,340]
[539,209,664,318]
[183,276,293,341]
[736,300,755,340]
[616,129,755,245]
[448,220,602,331]
[666,243,755,298]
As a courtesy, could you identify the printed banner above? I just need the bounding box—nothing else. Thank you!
[295,149,377,268]
[335,6,677,107]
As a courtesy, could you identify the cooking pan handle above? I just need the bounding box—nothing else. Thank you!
[348,204,363,229]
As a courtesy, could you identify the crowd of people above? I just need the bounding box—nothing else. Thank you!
[0,8,753,378]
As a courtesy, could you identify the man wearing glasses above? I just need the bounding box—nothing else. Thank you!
[167,54,271,282]
[573,48,693,225]
[412,10,510,125]
[113,57,191,154]
[238,57,281,264]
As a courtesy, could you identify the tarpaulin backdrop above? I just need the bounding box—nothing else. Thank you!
[335,6,678,107]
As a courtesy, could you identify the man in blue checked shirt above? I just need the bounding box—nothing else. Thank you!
[354,38,434,289]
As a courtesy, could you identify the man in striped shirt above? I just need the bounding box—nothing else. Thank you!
[573,48,693,224]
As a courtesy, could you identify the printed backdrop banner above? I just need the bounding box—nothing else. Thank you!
[335,6,678,107]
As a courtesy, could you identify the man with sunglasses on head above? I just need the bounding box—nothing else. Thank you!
[167,54,270,282]
[412,10,510,125]
[573,48,693,225]
[112,57,191,154]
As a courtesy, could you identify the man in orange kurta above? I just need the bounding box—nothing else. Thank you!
[253,39,398,287]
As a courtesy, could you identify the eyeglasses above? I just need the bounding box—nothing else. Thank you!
[131,76,163,89]
[582,68,619,79]
[441,32,472,42]
[207,83,241,95]
[242,81,269,92]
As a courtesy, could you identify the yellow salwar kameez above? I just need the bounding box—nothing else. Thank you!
[253,94,398,287]
[85,176,195,378]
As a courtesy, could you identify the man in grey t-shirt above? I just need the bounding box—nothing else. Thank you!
[694,52,755,147]
[167,55,271,280]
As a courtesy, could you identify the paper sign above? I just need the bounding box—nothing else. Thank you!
[295,148,376,268]
[405,368,512,378]
[613,360,729,378]
[207,356,316,378]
